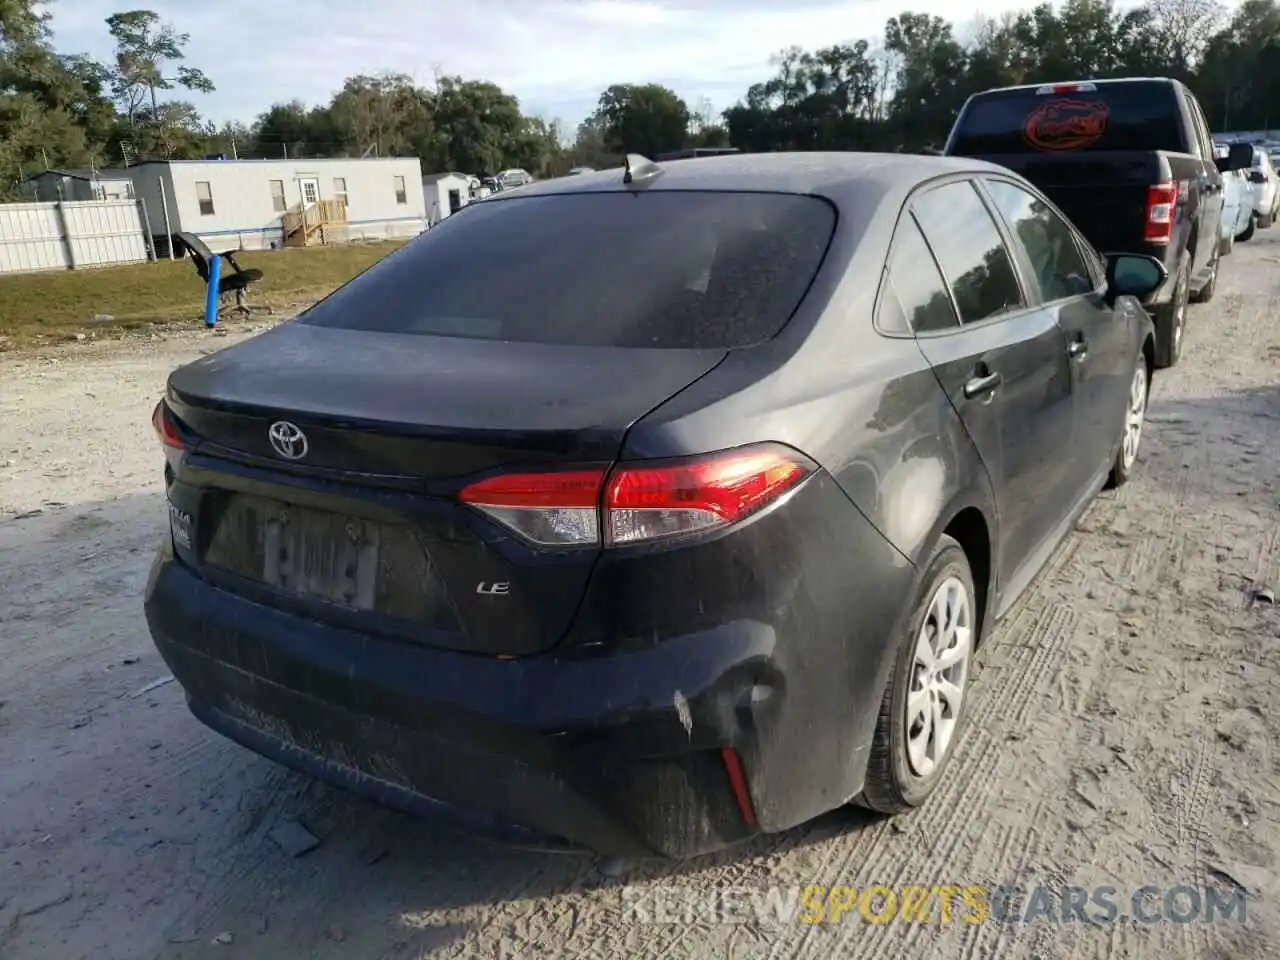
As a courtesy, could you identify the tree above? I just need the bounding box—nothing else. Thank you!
[594,83,690,156]
[567,114,617,169]
[328,72,430,158]
[1197,0,1280,129]
[0,0,50,45]
[427,76,526,174]
[252,100,328,158]
[105,8,213,154]
[0,0,119,194]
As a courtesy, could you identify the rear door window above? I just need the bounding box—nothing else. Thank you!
[299,191,835,350]
[950,82,1185,155]
[983,179,1097,302]
[878,215,960,334]
[911,181,1025,324]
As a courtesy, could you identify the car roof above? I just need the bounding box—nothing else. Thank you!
[968,76,1181,97]
[475,151,1017,205]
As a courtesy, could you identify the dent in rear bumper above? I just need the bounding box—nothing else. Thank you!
[147,556,783,858]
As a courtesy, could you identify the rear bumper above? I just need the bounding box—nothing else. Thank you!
[147,554,763,858]
[144,468,915,859]
[146,522,907,859]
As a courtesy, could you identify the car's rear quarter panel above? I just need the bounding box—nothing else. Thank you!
[617,180,997,821]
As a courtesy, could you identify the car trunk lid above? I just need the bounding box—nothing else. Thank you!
[164,322,726,656]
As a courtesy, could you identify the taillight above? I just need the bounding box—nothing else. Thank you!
[1143,182,1177,244]
[458,469,603,547]
[606,446,812,545]
[1034,82,1097,95]
[152,400,186,450]
[457,443,815,548]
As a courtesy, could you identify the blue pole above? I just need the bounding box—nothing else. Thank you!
[205,254,221,328]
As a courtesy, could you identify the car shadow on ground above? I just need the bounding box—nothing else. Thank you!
[157,769,882,956]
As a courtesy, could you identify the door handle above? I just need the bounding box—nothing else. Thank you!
[1068,338,1089,359]
[963,370,1003,400]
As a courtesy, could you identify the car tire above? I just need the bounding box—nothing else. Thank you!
[1152,258,1188,369]
[1190,249,1218,304]
[858,535,976,815]
[1105,350,1150,490]
[1261,211,1275,229]
[1236,217,1255,242]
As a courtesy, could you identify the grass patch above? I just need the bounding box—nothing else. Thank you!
[0,240,408,348]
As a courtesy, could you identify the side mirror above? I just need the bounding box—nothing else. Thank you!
[1104,253,1168,304]
[1215,142,1254,173]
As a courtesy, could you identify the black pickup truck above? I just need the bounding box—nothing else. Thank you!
[943,77,1253,368]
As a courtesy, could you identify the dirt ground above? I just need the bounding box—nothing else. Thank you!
[2,236,1280,960]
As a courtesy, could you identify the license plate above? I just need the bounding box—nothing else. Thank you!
[260,500,380,609]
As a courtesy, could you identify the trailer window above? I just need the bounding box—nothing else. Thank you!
[195,181,215,216]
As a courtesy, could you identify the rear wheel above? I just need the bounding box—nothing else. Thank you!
[1236,217,1256,243]
[859,535,975,815]
[1105,352,1150,490]
[1152,259,1188,369]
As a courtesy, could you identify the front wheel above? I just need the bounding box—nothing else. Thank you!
[1237,217,1256,243]
[859,535,976,815]
[1105,352,1150,490]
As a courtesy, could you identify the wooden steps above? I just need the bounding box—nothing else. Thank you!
[282,198,347,247]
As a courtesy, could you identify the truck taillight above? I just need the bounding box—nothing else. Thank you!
[1034,82,1097,95]
[458,444,815,548]
[1143,182,1178,244]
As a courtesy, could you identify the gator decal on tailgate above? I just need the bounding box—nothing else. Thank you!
[1022,99,1110,152]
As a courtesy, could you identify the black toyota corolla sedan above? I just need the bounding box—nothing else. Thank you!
[145,152,1165,860]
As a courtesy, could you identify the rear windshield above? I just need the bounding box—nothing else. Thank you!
[299,191,836,349]
[950,83,1185,155]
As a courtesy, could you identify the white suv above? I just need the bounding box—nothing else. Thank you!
[1248,147,1279,228]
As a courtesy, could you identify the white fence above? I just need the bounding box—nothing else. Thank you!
[0,199,152,274]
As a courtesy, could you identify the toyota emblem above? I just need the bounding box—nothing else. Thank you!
[268,421,309,460]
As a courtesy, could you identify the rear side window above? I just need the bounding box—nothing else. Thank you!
[911,182,1024,324]
[300,191,835,349]
[879,215,959,334]
[950,82,1184,155]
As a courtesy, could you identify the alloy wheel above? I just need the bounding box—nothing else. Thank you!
[1173,268,1188,352]
[1121,363,1148,470]
[906,576,972,778]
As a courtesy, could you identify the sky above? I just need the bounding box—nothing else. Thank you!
[46,0,1056,131]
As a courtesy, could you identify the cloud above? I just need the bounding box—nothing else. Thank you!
[49,0,1175,129]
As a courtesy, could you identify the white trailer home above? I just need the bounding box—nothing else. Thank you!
[124,157,427,254]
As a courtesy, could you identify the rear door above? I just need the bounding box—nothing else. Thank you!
[979,176,1131,494]
[903,179,1076,585]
